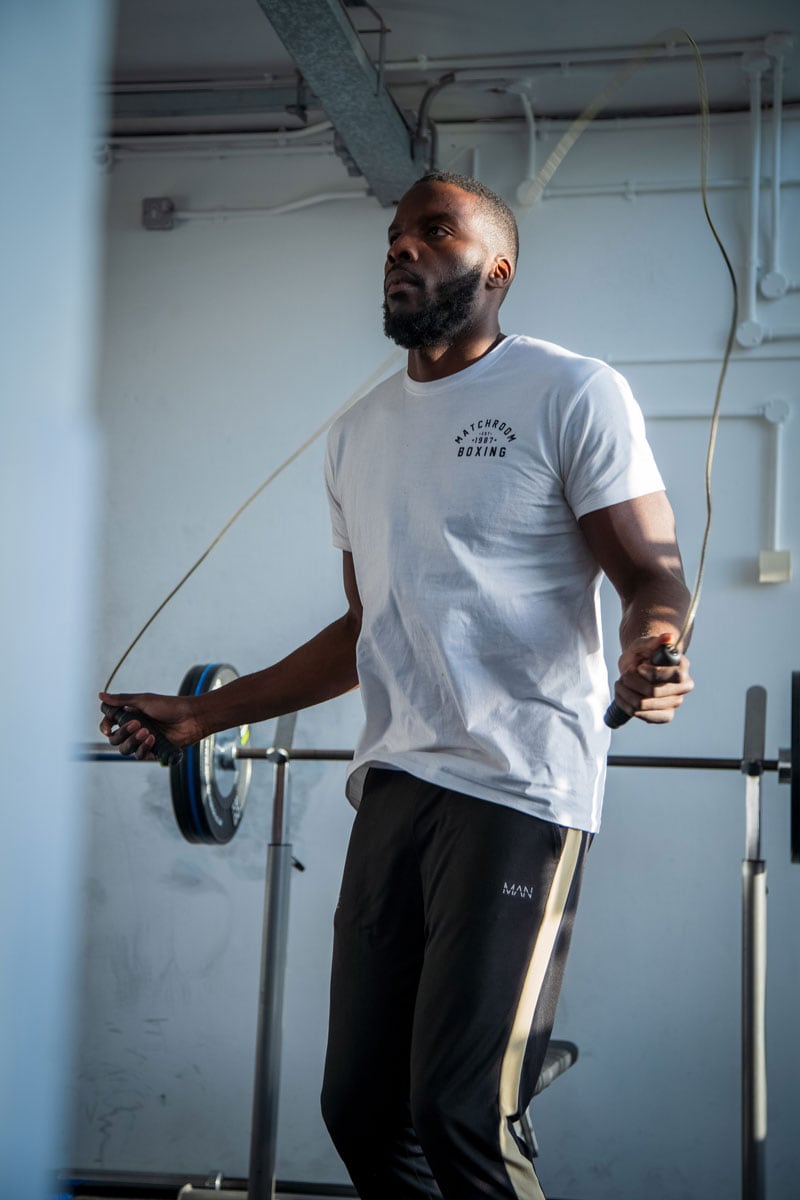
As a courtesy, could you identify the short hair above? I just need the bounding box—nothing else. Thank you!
[416,170,519,268]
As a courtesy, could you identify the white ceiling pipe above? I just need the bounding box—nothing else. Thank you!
[606,353,799,365]
[644,407,786,420]
[735,52,771,349]
[171,190,369,221]
[763,400,791,553]
[538,176,800,200]
[383,36,780,75]
[760,39,791,300]
[513,90,538,205]
[105,122,335,161]
[109,143,335,163]
[760,398,792,582]
[760,326,800,342]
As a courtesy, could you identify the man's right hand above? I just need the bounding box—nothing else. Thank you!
[99,691,205,761]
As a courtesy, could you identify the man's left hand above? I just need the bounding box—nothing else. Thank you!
[611,635,694,724]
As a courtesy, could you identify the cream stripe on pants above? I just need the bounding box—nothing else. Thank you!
[498,827,584,1200]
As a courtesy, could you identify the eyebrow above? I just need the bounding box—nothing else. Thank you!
[387,210,462,237]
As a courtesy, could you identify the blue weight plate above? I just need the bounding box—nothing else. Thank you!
[170,664,251,845]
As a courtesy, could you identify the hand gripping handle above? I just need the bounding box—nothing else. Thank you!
[604,643,682,729]
[102,703,184,767]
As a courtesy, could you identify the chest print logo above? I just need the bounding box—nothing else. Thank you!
[454,419,516,458]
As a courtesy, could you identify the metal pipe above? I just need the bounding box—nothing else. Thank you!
[742,860,767,1200]
[109,140,335,160]
[59,1168,357,1196]
[769,54,783,283]
[247,750,784,772]
[736,53,770,348]
[172,191,368,221]
[414,72,457,170]
[646,409,778,421]
[760,37,792,299]
[761,399,790,552]
[161,176,800,218]
[383,36,777,75]
[75,744,783,772]
[538,176,800,201]
[771,416,784,552]
[270,756,289,841]
[247,759,293,1200]
[740,684,768,1200]
[608,756,777,771]
[112,116,332,138]
[515,90,537,205]
[606,353,800,366]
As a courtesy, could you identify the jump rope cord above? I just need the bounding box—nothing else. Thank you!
[104,347,404,690]
[520,28,739,648]
[105,29,737,689]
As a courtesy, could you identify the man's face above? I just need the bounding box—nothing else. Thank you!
[382,182,493,349]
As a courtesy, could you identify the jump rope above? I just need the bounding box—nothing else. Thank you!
[103,28,739,759]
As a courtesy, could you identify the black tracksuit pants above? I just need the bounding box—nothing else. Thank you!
[321,768,590,1199]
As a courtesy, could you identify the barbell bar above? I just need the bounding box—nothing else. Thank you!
[81,666,800,863]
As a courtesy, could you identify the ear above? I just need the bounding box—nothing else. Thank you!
[486,254,513,292]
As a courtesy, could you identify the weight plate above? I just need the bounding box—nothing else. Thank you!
[791,671,799,864]
[170,664,252,845]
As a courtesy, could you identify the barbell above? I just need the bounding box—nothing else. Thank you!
[86,665,800,861]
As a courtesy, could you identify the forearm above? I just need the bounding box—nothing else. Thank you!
[194,612,360,737]
[579,494,694,722]
[618,569,692,653]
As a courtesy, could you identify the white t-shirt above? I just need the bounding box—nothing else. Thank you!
[324,335,664,833]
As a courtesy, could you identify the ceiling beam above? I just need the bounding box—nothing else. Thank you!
[254,0,423,205]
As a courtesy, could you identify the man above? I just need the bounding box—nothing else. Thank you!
[101,172,693,1199]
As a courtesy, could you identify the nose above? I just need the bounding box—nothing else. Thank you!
[387,232,418,264]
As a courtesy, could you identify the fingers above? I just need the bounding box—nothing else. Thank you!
[612,650,694,724]
[98,693,157,760]
[99,691,139,706]
[611,680,690,724]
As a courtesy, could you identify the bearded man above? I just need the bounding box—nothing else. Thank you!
[101,172,693,1199]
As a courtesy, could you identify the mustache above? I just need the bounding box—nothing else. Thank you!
[384,266,425,289]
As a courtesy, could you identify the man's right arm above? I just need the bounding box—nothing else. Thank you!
[99,551,362,759]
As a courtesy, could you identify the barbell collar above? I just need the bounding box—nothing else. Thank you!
[778,748,792,785]
[264,746,291,764]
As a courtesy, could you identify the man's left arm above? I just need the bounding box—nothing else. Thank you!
[579,490,694,724]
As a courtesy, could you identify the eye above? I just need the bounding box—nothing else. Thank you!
[428,224,447,237]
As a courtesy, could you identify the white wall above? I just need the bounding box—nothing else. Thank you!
[0,2,109,1197]
[71,111,800,1198]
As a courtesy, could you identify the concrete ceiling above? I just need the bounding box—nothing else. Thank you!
[107,0,799,202]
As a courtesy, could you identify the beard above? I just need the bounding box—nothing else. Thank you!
[382,264,484,349]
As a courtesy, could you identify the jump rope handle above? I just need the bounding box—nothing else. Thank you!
[603,642,682,730]
[102,703,184,767]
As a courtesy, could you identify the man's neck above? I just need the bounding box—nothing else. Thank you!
[406,327,505,383]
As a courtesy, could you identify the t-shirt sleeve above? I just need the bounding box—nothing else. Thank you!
[324,425,352,552]
[560,365,664,520]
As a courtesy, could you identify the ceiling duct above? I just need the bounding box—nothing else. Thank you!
[255,0,423,204]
